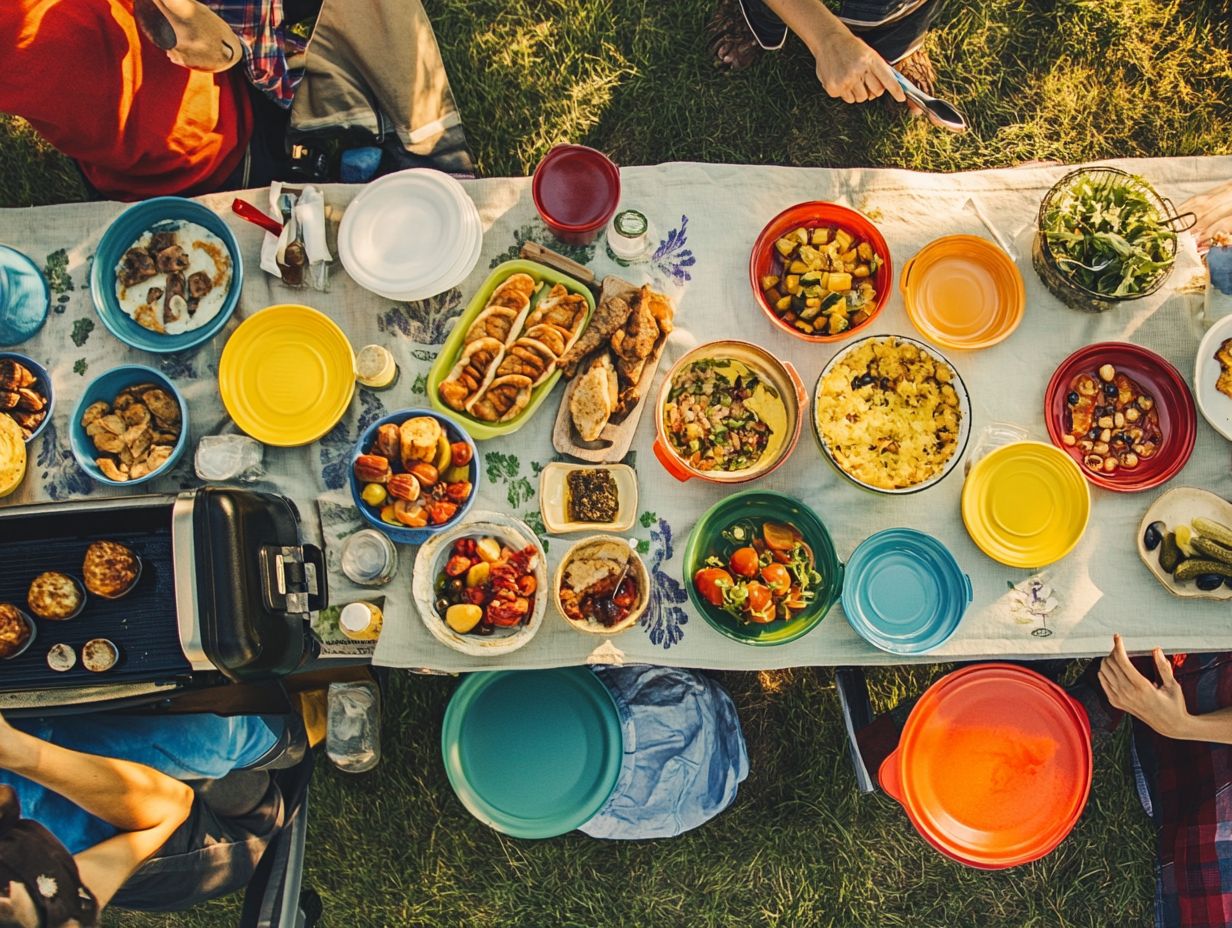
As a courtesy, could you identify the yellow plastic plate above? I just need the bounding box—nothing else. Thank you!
[961,441,1090,568]
[219,304,356,447]
[427,260,594,441]
[901,235,1024,351]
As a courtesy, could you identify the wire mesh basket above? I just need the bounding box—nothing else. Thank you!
[1032,166,1192,313]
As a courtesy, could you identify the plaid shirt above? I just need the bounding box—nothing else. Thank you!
[1102,653,1232,928]
[208,0,307,108]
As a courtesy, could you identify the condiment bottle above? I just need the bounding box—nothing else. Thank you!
[606,209,650,260]
[355,344,400,391]
[340,529,398,586]
[339,601,383,641]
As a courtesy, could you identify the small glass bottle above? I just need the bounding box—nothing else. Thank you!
[606,209,650,261]
[338,601,383,641]
[326,681,380,773]
[355,345,400,391]
[340,529,398,586]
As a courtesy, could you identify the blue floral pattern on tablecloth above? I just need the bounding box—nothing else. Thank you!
[649,215,695,285]
[377,290,464,346]
[639,514,688,650]
[318,390,388,490]
[35,424,93,501]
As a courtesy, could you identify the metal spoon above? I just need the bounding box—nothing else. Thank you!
[892,70,968,133]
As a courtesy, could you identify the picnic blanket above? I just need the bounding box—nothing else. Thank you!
[1,156,1228,672]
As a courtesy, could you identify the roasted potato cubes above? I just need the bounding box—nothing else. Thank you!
[764,225,880,336]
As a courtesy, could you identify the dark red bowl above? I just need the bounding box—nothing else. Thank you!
[1044,342,1196,493]
[749,202,892,343]
[531,145,620,246]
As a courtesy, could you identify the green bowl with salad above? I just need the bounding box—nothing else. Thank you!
[682,490,842,646]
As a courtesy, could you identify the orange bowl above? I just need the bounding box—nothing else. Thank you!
[749,202,892,343]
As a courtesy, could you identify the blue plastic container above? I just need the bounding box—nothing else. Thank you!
[349,408,478,545]
[0,245,49,346]
[0,352,54,443]
[89,197,243,353]
[70,365,188,486]
[841,528,972,655]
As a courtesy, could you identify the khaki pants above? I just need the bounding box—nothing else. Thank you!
[289,0,473,173]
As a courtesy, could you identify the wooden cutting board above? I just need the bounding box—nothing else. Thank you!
[518,244,673,464]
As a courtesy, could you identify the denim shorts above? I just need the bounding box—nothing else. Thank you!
[739,0,941,62]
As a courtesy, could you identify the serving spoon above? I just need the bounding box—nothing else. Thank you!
[892,70,968,133]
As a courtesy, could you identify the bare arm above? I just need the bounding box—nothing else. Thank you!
[762,0,907,105]
[0,718,193,909]
[1098,634,1232,743]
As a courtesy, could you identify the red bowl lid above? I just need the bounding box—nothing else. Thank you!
[748,201,892,343]
[531,145,621,232]
[1044,342,1196,493]
[889,664,1092,869]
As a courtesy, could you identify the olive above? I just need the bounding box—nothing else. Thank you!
[1196,573,1225,591]
[435,597,451,615]
[1067,391,1080,405]
[448,578,465,593]
[1088,429,1099,440]
[879,377,891,390]
[850,377,862,390]
[1143,521,1165,551]
[476,623,494,636]
[1103,383,1118,397]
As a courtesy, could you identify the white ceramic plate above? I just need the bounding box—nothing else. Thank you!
[339,170,482,299]
[1137,486,1232,601]
[366,209,483,303]
[412,512,547,656]
[538,463,637,534]
[1194,314,1232,441]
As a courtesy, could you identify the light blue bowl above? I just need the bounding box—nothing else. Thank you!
[89,197,242,353]
[350,409,479,544]
[70,365,188,486]
[0,352,53,443]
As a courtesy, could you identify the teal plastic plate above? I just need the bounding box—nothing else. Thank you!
[441,667,623,839]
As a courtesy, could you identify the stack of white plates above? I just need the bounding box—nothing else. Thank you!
[338,169,482,302]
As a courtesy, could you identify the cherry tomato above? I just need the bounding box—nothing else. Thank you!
[744,581,775,623]
[728,546,760,578]
[427,500,460,525]
[445,481,473,502]
[693,567,733,607]
[444,555,473,577]
[487,598,529,627]
[761,562,791,596]
[763,521,803,553]
[783,586,808,611]
[450,441,474,468]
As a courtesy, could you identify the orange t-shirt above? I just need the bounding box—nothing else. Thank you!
[0,0,252,200]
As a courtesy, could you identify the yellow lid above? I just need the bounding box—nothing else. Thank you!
[901,235,1024,350]
[219,305,356,447]
[962,441,1090,568]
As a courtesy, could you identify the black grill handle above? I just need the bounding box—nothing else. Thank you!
[300,544,328,614]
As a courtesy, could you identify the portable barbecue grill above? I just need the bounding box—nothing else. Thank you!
[0,487,327,710]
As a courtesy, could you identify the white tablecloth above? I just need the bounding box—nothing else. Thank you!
[2,156,1228,672]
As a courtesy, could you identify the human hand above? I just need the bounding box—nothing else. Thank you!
[1098,634,1191,739]
[811,26,907,106]
[146,0,244,72]
[1180,180,1232,254]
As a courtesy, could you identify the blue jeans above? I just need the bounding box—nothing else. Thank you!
[1,713,280,854]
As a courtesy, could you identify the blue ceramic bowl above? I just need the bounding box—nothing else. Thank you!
[0,352,54,443]
[841,528,972,655]
[70,365,188,486]
[350,409,479,544]
[89,197,243,353]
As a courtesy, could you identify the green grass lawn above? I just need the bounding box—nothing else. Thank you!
[4,0,1230,924]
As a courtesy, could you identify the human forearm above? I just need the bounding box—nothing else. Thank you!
[0,728,192,833]
[761,0,848,56]
[1167,705,1232,744]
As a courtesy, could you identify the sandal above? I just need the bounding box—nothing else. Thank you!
[706,0,763,73]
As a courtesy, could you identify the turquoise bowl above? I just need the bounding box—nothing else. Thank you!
[682,489,843,646]
[70,365,188,486]
[89,197,242,353]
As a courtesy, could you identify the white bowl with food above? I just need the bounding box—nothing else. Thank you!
[538,462,637,534]
[1195,314,1232,442]
[553,535,649,635]
[412,512,546,656]
[812,334,972,495]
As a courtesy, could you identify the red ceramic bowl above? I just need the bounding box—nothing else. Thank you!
[1044,342,1196,492]
[749,202,892,343]
[531,145,621,246]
